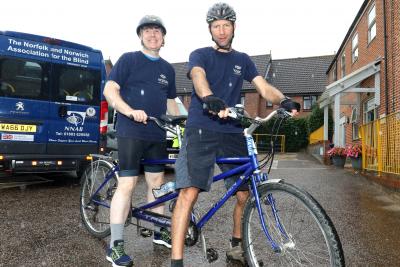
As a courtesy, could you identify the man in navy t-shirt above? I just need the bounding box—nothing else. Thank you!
[103,15,180,267]
[170,3,300,267]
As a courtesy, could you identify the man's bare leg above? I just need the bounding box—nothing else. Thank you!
[171,187,200,260]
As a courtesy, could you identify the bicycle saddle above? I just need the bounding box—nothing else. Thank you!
[159,114,187,125]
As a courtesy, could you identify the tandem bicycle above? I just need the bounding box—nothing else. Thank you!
[79,106,345,266]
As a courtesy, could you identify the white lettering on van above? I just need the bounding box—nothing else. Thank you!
[63,49,89,58]
[64,126,83,132]
[8,38,21,46]
[73,57,89,64]
[23,41,49,51]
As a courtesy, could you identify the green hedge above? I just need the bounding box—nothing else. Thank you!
[255,117,309,152]
[254,105,333,152]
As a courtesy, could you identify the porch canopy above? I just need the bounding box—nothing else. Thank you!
[319,59,381,145]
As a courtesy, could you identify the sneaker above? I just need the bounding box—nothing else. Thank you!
[153,227,172,248]
[226,244,246,265]
[106,240,133,267]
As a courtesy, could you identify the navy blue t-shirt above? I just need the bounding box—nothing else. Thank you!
[186,47,259,133]
[108,51,176,141]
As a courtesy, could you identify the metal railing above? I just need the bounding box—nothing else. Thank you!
[360,111,400,175]
[253,134,285,153]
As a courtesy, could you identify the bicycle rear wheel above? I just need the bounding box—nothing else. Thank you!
[242,181,344,267]
[80,160,117,238]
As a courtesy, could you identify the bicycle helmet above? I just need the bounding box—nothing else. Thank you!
[136,15,166,36]
[206,2,236,24]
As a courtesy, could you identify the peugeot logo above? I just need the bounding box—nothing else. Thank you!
[16,102,24,111]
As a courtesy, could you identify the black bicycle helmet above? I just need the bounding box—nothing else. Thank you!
[136,15,166,36]
[206,2,236,24]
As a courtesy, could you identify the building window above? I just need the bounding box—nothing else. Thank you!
[303,96,317,110]
[368,4,376,43]
[363,98,376,123]
[352,33,359,63]
[341,53,346,78]
[266,101,273,108]
[332,64,337,81]
[351,107,359,140]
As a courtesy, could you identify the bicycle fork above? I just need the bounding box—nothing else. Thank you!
[250,175,293,253]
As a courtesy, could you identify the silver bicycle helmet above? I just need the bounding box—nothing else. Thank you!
[206,2,236,24]
[136,15,166,36]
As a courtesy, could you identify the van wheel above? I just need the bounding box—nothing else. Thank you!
[76,169,84,180]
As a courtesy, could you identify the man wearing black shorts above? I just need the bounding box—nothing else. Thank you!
[103,15,180,267]
[170,3,300,267]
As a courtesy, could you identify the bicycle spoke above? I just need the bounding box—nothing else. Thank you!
[80,160,116,238]
[243,182,344,266]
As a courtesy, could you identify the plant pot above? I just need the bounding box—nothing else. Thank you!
[351,157,362,170]
[332,156,346,168]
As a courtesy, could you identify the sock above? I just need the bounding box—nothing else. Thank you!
[231,237,242,247]
[110,223,124,248]
[171,259,183,267]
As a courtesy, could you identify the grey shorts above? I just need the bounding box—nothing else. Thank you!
[117,137,166,177]
[175,128,248,192]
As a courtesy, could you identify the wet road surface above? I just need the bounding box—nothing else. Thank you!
[1,153,399,266]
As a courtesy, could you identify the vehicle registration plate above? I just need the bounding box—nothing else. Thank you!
[0,123,37,132]
[168,153,179,160]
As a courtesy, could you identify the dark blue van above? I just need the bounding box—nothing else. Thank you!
[0,31,108,176]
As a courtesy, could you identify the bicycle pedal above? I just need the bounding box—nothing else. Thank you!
[206,248,218,263]
[139,228,153,238]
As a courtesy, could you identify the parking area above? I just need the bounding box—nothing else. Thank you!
[1,153,400,266]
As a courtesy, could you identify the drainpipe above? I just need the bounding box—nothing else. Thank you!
[383,0,389,115]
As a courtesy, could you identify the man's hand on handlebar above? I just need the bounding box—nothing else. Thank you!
[280,97,300,117]
[128,110,148,124]
[202,94,230,118]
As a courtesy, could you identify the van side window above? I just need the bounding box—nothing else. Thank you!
[54,64,100,105]
[0,56,47,99]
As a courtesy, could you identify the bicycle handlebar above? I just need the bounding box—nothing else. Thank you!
[227,107,292,135]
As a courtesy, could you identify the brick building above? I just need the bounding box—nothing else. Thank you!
[320,0,400,147]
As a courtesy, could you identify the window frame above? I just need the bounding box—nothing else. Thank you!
[303,95,317,110]
[352,33,359,63]
[351,107,360,140]
[368,3,376,44]
[332,64,337,81]
[341,53,346,78]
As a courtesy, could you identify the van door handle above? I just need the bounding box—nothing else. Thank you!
[58,105,68,118]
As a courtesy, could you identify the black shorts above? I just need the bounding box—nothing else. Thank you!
[117,137,167,177]
[175,128,248,192]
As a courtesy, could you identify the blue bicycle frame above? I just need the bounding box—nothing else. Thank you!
[90,134,285,251]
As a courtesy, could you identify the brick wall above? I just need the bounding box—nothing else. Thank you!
[388,0,400,112]
[327,0,400,119]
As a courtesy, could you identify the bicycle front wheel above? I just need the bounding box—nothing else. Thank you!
[80,160,117,238]
[242,181,344,267]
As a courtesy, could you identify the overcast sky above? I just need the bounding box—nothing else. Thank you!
[2,0,365,63]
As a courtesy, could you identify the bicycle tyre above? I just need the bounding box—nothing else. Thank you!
[80,160,117,238]
[242,181,344,267]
